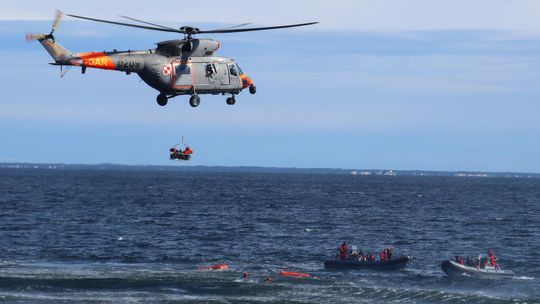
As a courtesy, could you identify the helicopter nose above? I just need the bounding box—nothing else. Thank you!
[240,73,254,89]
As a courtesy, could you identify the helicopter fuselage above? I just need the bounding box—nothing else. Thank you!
[30,11,316,107]
[40,38,255,107]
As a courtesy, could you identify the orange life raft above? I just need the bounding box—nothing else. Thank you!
[198,263,229,271]
[279,270,311,278]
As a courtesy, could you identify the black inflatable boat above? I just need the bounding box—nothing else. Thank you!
[324,255,412,271]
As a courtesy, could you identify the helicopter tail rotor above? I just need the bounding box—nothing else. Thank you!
[25,33,46,41]
[51,9,64,34]
[26,10,74,63]
[26,9,64,42]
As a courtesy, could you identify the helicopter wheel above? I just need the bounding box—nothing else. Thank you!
[249,85,256,94]
[189,95,201,107]
[157,93,168,106]
[226,96,236,105]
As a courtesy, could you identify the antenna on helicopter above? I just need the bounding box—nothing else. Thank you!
[26,9,64,42]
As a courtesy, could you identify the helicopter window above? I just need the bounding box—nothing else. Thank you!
[206,63,217,75]
[236,64,244,75]
[156,44,181,57]
[229,64,238,76]
[176,65,191,74]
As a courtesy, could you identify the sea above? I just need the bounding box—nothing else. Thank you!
[0,168,538,303]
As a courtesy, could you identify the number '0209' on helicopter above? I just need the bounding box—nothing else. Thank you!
[27,10,318,107]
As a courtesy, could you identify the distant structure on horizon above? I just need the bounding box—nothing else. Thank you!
[1,163,539,179]
[350,170,395,176]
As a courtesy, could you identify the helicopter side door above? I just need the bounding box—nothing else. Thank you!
[173,62,193,90]
[194,61,218,89]
[215,63,230,85]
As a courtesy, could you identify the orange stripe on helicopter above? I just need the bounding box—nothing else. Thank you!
[75,52,116,70]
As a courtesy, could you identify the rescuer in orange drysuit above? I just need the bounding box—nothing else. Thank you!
[338,242,349,260]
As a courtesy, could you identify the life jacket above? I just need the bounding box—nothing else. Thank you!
[380,251,387,261]
[489,254,496,266]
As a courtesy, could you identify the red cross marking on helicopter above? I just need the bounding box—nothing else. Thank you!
[163,65,172,75]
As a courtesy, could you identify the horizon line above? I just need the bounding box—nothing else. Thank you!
[1,162,539,177]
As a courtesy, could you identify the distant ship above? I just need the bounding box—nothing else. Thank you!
[350,171,374,175]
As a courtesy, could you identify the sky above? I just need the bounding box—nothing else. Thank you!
[1,0,540,172]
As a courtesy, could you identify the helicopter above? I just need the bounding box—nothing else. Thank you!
[27,10,317,107]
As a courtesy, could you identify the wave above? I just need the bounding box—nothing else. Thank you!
[0,261,537,304]
[513,276,535,281]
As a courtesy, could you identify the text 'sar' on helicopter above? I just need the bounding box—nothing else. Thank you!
[27,10,318,108]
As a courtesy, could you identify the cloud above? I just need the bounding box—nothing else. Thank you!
[2,0,540,32]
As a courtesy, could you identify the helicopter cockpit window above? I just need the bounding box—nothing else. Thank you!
[236,64,244,76]
[229,64,238,77]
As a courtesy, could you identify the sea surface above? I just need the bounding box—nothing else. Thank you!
[0,168,539,303]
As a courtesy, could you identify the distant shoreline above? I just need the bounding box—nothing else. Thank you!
[1,162,539,178]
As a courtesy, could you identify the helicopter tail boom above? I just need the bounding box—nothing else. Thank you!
[38,38,75,64]
[71,52,117,70]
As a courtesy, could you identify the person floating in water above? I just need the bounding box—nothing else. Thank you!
[338,242,349,260]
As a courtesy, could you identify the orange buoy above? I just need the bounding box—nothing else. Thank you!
[279,270,311,278]
[198,263,229,271]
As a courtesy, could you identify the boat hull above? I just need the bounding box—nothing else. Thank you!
[324,255,412,271]
[441,260,514,279]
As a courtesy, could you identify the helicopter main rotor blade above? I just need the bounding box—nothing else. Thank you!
[67,13,184,33]
[228,23,252,29]
[210,23,252,31]
[67,14,317,37]
[118,15,178,31]
[200,22,318,34]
